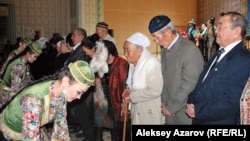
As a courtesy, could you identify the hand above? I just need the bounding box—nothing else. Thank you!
[122,88,131,103]
[95,77,101,86]
[120,102,131,121]
[185,104,195,118]
[161,103,174,118]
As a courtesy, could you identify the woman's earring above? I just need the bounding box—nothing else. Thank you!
[62,88,66,98]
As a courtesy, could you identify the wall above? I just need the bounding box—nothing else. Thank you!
[1,0,248,51]
[198,0,249,50]
[14,0,71,40]
[103,0,198,56]
[198,0,246,25]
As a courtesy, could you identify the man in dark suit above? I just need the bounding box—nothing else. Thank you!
[65,28,90,66]
[186,12,250,124]
[65,28,94,141]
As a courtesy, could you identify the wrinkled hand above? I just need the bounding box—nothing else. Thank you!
[122,88,131,103]
[161,103,175,118]
[185,104,195,118]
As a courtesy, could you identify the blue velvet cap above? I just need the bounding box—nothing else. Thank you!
[148,15,171,33]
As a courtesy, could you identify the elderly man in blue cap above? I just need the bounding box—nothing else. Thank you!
[148,15,204,125]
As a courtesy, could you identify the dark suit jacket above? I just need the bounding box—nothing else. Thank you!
[188,42,250,124]
[53,52,71,73]
[65,44,90,66]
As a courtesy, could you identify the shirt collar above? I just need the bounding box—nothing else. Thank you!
[73,42,81,50]
[217,40,241,62]
[167,33,179,50]
[221,40,241,53]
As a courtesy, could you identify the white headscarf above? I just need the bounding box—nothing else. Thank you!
[126,32,150,48]
[125,32,153,90]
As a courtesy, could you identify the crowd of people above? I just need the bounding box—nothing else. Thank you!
[0,11,249,141]
[185,17,220,62]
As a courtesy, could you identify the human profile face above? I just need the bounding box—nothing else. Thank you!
[215,15,237,47]
[123,41,142,65]
[82,46,96,57]
[65,81,89,102]
[96,27,105,38]
[151,29,172,48]
[27,53,40,63]
[71,30,84,45]
[107,54,114,64]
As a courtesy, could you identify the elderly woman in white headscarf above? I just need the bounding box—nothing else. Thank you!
[122,32,164,125]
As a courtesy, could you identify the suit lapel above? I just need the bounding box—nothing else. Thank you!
[199,42,244,86]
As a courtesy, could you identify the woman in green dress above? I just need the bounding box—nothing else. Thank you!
[0,60,95,141]
[0,42,42,108]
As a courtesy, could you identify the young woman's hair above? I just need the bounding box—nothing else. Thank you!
[102,40,118,57]
[81,38,95,50]
[87,33,100,44]
[66,32,74,47]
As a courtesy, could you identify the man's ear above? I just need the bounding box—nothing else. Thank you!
[234,26,241,36]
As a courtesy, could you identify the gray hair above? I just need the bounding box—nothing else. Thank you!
[158,21,176,34]
[220,12,248,38]
[74,27,87,38]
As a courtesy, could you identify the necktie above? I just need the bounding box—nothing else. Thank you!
[202,48,225,82]
[210,48,225,68]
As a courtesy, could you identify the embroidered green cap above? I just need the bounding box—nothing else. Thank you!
[21,37,33,45]
[68,61,95,87]
[29,42,42,54]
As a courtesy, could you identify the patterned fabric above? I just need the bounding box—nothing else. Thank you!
[0,81,70,140]
[240,76,250,125]
[93,56,129,127]
[94,83,113,128]
[0,57,33,107]
[109,56,129,121]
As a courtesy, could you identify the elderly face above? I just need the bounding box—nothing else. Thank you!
[96,27,103,37]
[151,29,172,48]
[123,41,142,65]
[71,30,84,45]
[215,15,238,47]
